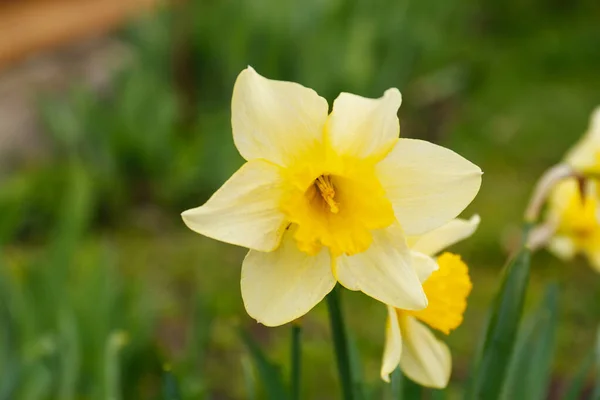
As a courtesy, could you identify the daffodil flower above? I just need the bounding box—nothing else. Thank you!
[565,106,600,174]
[546,179,600,272]
[182,67,482,326]
[381,215,479,388]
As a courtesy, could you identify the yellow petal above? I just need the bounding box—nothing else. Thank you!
[381,305,402,382]
[565,106,600,172]
[377,139,482,236]
[325,89,402,161]
[399,316,451,389]
[241,228,335,327]
[334,224,427,310]
[231,67,329,167]
[585,249,600,273]
[410,251,439,283]
[408,215,481,256]
[182,160,288,252]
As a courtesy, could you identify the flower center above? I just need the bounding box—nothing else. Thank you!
[314,175,339,214]
[280,154,395,257]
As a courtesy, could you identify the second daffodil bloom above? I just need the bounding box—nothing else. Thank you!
[543,106,600,272]
[565,106,600,174]
[380,215,479,388]
[182,67,482,326]
[546,179,600,272]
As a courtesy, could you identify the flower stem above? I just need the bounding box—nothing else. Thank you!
[326,286,354,400]
[291,323,302,400]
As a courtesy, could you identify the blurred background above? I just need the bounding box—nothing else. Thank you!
[1,0,599,398]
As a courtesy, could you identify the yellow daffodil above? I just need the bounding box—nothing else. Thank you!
[381,215,478,388]
[546,179,600,271]
[182,67,482,326]
[565,106,600,174]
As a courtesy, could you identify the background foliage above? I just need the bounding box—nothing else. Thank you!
[1,0,600,398]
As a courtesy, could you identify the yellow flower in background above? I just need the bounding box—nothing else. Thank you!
[565,106,600,173]
[546,179,600,272]
[182,67,482,326]
[381,215,478,388]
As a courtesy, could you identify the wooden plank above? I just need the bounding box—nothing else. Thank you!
[0,0,160,70]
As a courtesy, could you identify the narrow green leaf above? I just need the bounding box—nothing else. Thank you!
[239,329,289,400]
[162,365,183,400]
[103,331,128,400]
[430,388,447,400]
[562,353,593,400]
[347,332,367,400]
[469,246,531,400]
[57,310,80,400]
[500,284,558,400]
[241,356,257,400]
[402,375,423,399]
[290,324,301,400]
[326,286,354,400]
[593,325,600,399]
[390,367,403,400]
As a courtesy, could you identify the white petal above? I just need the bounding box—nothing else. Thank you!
[410,251,439,283]
[565,106,600,171]
[409,215,481,256]
[400,316,451,389]
[381,306,402,382]
[231,67,329,167]
[326,89,402,160]
[334,224,427,310]
[377,139,482,236]
[547,236,576,261]
[241,228,336,327]
[182,160,287,252]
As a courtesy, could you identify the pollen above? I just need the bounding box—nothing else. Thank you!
[315,175,339,214]
[405,252,472,335]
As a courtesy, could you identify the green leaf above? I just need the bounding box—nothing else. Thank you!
[593,325,600,399]
[562,353,593,400]
[468,246,531,400]
[347,332,368,400]
[390,368,403,400]
[500,284,558,400]
[290,324,301,400]
[162,366,183,400]
[402,375,423,399]
[239,329,289,400]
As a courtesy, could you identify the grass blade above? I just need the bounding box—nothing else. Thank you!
[500,284,558,400]
[162,365,183,400]
[290,323,301,400]
[593,325,600,399]
[468,246,531,400]
[391,368,403,400]
[562,353,593,400]
[239,329,288,400]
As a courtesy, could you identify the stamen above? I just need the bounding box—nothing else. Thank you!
[315,175,339,214]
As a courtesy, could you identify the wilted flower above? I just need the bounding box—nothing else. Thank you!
[182,67,482,326]
[381,216,478,388]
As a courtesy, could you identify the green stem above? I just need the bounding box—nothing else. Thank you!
[326,286,354,400]
[391,367,403,400]
[291,323,302,400]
